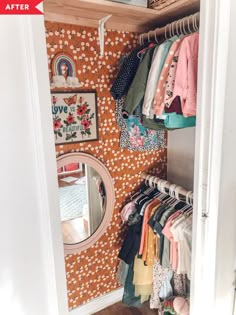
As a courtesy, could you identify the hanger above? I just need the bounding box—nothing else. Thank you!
[190,192,194,206]
[171,21,177,38]
[187,14,193,33]
[153,177,160,189]
[145,174,151,185]
[185,191,193,205]
[148,175,156,188]
[193,13,199,32]
[180,18,185,36]
[168,23,172,38]
[154,29,159,44]
[182,19,188,36]
[139,34,142,45]
[147,31,151,43]
[164,23,170,40]
[175,20,180,37]
[174,186,182,201]
[160,180,169,194]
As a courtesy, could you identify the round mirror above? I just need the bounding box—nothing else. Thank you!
[57,152,115,254]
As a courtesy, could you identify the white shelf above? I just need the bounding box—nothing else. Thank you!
[44,0,200,33]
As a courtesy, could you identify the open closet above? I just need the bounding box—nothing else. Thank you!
[3,0,236,313]
[25,0,235,314]
[44,0,200,313]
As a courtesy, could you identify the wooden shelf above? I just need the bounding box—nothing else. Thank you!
[44,0,200,33]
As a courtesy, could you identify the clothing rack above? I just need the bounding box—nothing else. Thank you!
[141,172,194,205]
[139,12,200,45]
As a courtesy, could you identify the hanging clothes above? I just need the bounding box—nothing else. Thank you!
[124,46,156,114]
[133,256,153,303]
[110,46,145,100]
[115,97,166,151]
[160,112,196,129]
[153,36,185,117]
[122,261,141,307]
[142,37,178,118]
[150,260,186,310]
[168,33,199,117]
[117,181,193,312]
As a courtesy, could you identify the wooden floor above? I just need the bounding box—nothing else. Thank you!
[62,217,89,244]
[92,302,158,315]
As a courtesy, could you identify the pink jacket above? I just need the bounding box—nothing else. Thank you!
[153,37,184,116]
[172,33,199,117]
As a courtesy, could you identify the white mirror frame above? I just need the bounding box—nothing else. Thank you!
[57,152,115,254]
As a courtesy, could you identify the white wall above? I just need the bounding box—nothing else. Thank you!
[167,127,195,190]
[0,16,68,315]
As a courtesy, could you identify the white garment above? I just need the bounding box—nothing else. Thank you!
[142,44,165,118]
[170,215,192,279]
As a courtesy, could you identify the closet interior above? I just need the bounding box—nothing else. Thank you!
[113,10,199,314]
[44,0,200,313]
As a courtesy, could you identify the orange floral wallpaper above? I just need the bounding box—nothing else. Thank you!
[45,21,167,310]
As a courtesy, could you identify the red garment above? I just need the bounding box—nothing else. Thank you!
[165,96,183,115]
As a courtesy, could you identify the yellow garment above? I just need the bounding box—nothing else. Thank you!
[133,256,153,302]
[142,204,160,266]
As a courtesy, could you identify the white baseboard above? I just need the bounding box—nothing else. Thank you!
[69,287,124,315]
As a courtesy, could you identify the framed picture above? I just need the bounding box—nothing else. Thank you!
[51,91,98,145]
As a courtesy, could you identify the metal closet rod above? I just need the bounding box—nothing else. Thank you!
[140,172,194,204]
[139,12,200,45]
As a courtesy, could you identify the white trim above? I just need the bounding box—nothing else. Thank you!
[24,16,69,315]
[191,0,235,314]
[69,288,124,315]
[57,152,115,254]
[0,15,68,315]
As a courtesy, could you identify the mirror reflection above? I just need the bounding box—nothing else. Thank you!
[57,162,106,244]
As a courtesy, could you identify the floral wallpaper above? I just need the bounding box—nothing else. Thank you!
[45,21,167,310]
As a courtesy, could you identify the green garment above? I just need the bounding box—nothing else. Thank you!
[162,112,196,129]
[124,46,156,114]
[122,261,141,307]
[124,37,178,115]
[142,113,196,130]
[142,115,166,130]
[152,37,179,94]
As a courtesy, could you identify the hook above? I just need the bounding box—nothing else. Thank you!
[147,31,152,43]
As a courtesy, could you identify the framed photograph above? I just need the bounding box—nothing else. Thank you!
[51,91,98,145]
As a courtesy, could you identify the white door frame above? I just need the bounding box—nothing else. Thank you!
[191,0,236,314]
[0,15,68,315]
